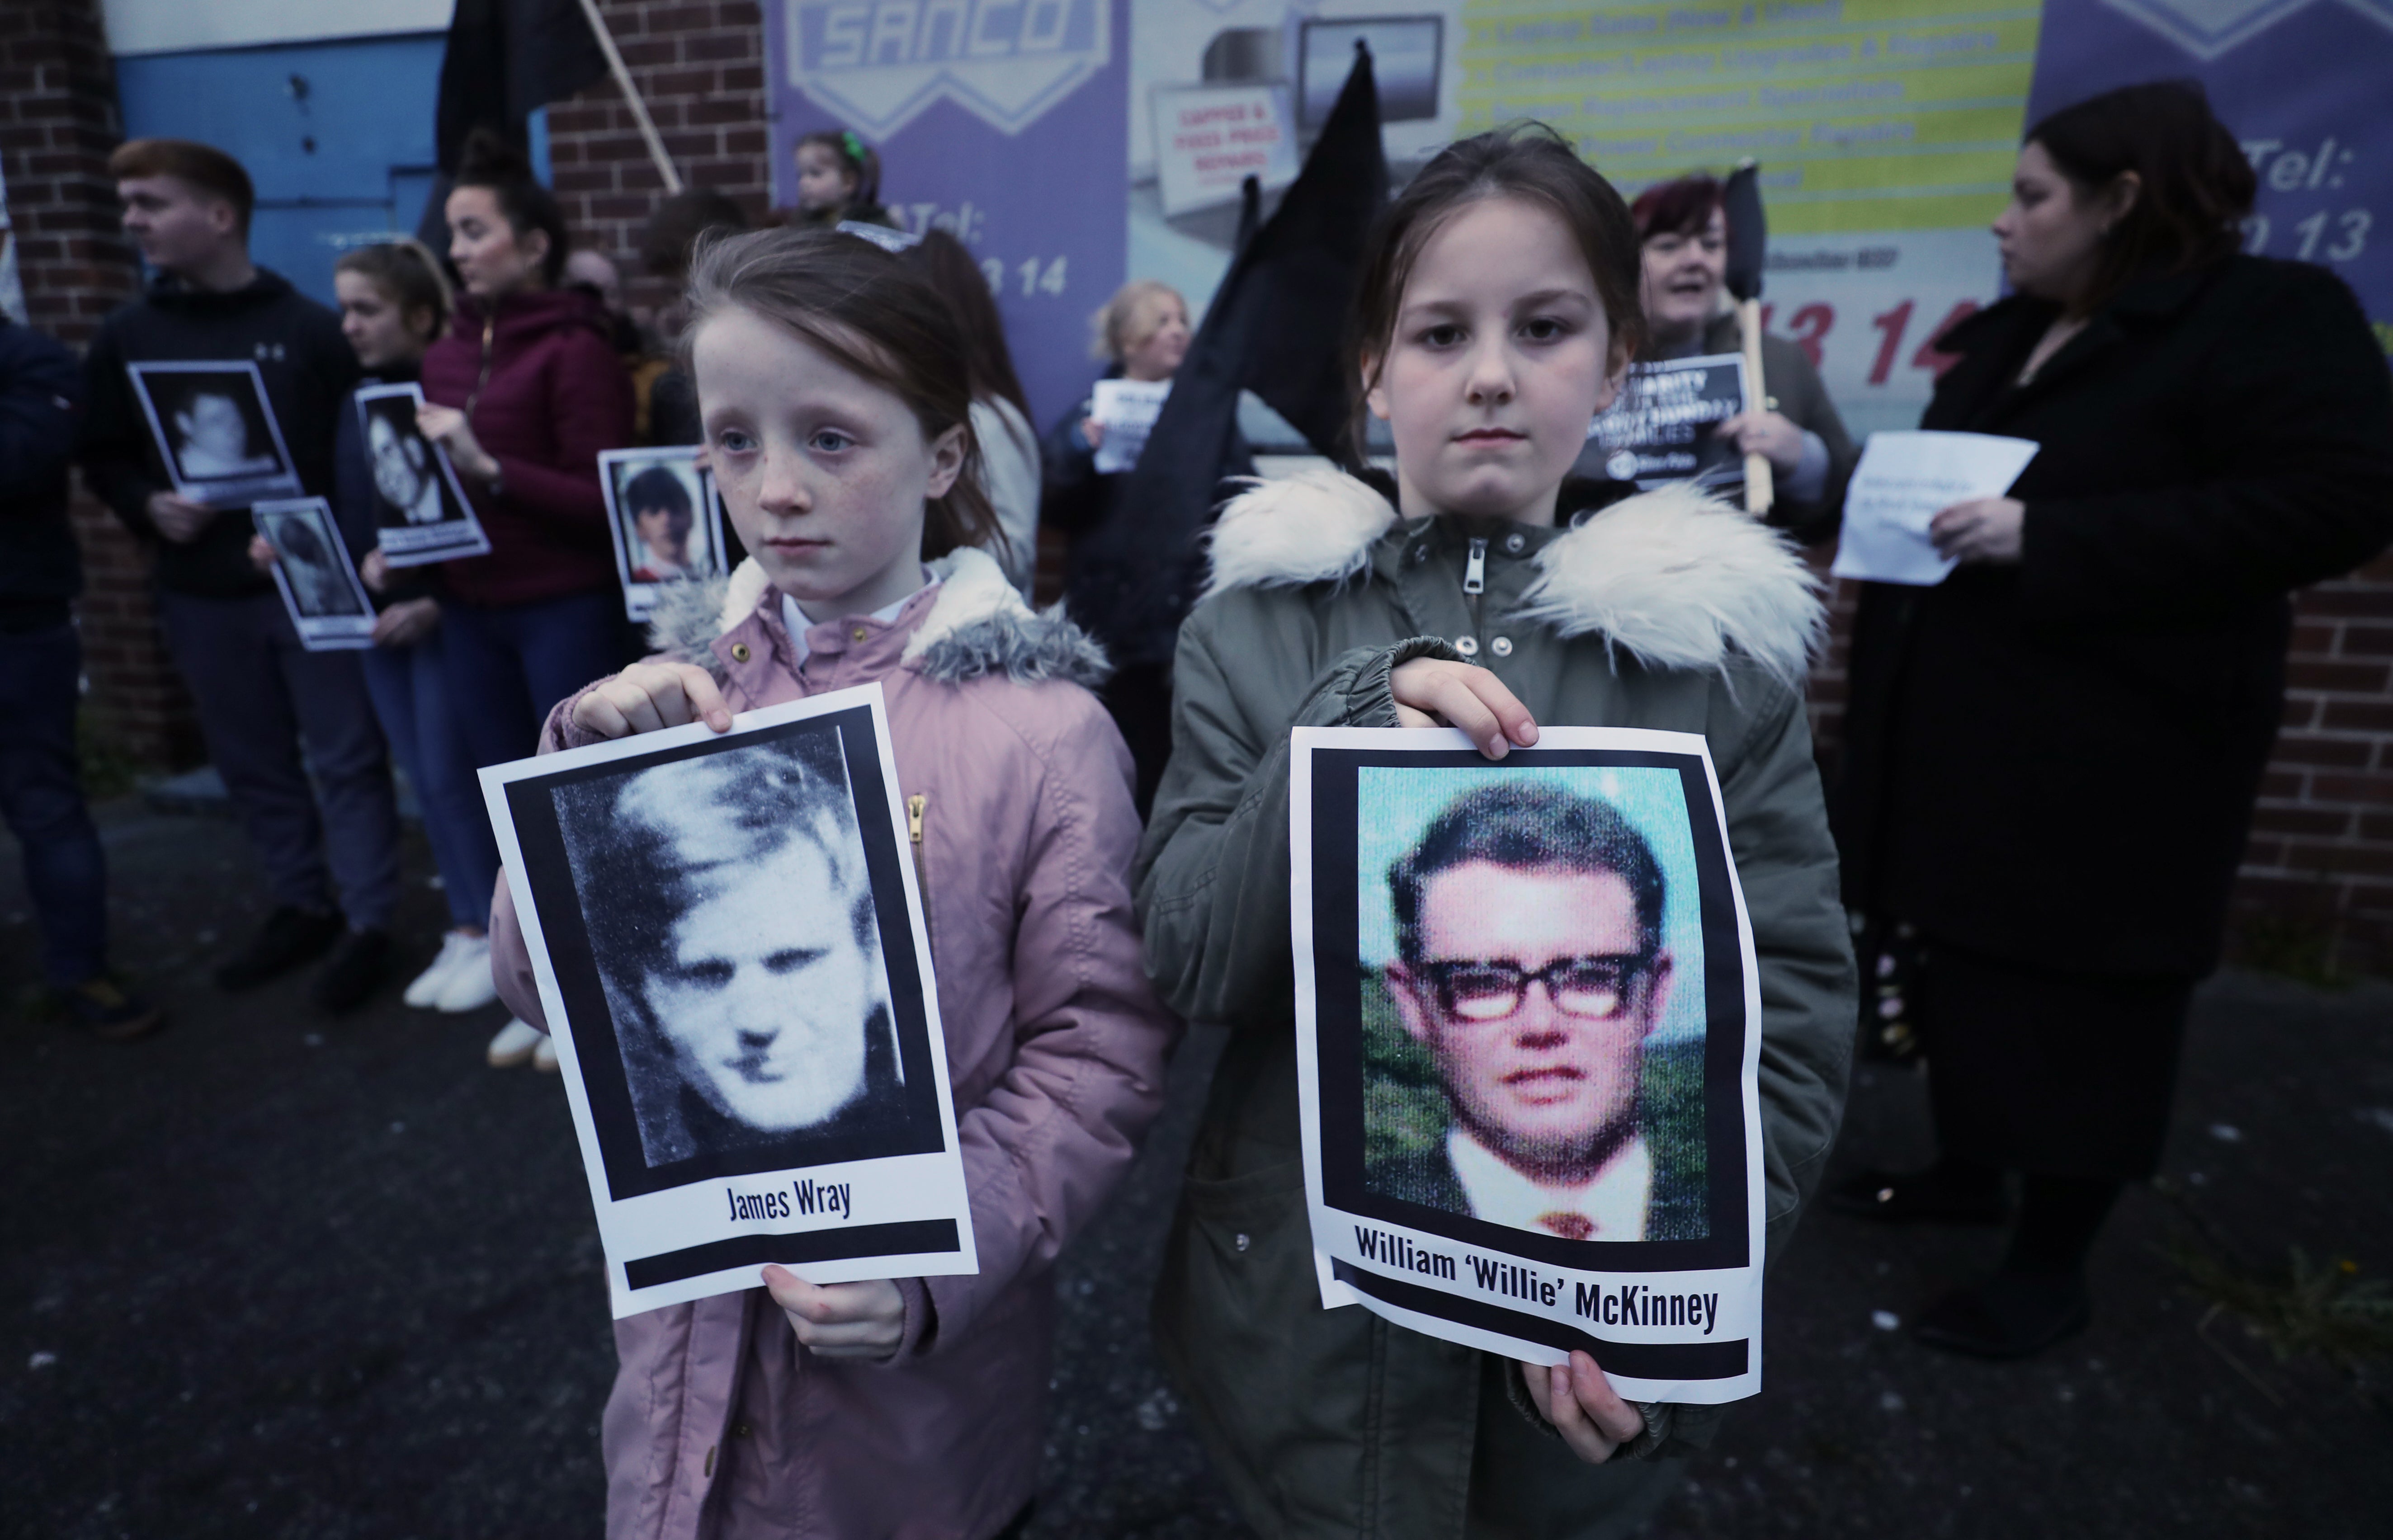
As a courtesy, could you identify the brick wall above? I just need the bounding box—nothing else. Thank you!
[2,0,202,768]
[541,0,775,324]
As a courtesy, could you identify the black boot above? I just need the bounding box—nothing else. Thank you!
[312,927,393,1013]
[1912,1272,2091,1358]
[1827,1157,2009,1224]
[215,906,345,991]
[1913,1174,2119,1359]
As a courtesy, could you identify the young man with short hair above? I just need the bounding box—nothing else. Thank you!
[79,138,401,1011]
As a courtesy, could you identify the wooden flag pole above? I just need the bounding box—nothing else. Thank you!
[1738,297,1773,515]
[574,0,684,195]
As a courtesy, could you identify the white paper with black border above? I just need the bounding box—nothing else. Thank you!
[1290,725,1765,1404]
[354,381,492,566]
[126,359,302,508]
[598,446,732,623]
[252,497,377,650]
[481,684,979,1319]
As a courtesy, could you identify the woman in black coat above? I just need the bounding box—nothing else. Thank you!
[1830,81,2393,1357]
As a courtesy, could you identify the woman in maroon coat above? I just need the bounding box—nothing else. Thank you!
[416,132,636,1068]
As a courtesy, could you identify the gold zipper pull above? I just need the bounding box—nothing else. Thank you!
[906,793,925,845]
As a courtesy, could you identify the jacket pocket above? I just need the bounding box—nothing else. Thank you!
[1155,1157,1384,1532]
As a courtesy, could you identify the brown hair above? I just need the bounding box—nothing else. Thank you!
[902,230,1032,423]
[108,138,255,235]
[1088,280,1185,364]
[1346,123,1647,462]
[453,128,571,287]
[334,240,453,338]
[682,226,1000,561]
[640,188,750,281]
[1630,174,1725,242]
[2026,80,2255,314]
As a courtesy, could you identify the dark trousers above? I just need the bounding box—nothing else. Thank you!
[360,631,499,931]
[158,589,402,930]
[438,589,626,774]
[0,622,108,984]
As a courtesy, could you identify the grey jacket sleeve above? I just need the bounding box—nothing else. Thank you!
[1135,610,1459,1028]
[1707,664,1857,1257]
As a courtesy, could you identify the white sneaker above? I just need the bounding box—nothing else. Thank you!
[403,931,477,1009]
[434,932,500,1013]
[487,1017,542,1068]
[532,1035,559,1073]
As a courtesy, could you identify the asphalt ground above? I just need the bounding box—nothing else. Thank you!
[5,799,2390,1539]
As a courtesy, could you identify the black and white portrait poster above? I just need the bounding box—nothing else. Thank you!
[125,360,302,507]
[1583,353,1751,495]
[1291,726,1765,1404]
[481,686,978,1319]
[354,382,491,566]
[599,447,730,623]
[252,497,376,650]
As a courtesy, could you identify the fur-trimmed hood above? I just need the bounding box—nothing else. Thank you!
[1201,468,1824,682]
[643,544,1110,688]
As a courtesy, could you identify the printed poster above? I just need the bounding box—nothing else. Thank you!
[483,686,979,1319]
[1292,725,1765,1404]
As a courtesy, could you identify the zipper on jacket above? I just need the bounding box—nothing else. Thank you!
[464,315,496,420]
[906,794,935,959]
[1463,537,1487,595]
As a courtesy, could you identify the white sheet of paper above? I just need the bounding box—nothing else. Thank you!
[1831,430,2040,586]
[1090,378,1171,474]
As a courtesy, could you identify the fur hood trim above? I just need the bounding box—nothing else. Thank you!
[1204,470,1822,682]
[642,545,1109,688]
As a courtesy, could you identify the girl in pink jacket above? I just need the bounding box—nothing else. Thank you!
[489,226,1179,1540]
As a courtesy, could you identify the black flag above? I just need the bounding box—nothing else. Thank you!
[1090,42,1388,665]
[418,0,611,244]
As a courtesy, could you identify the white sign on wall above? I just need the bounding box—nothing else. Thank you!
[1151,83,1298,217]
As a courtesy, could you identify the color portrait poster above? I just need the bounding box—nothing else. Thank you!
[1291,726,1765,1405]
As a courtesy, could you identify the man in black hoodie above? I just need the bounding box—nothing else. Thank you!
[79,138,401,1012]
[0,316,161,1038]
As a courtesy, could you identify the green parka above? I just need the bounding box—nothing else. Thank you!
[1134,470,1857,1539]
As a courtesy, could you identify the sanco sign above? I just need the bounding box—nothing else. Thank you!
[784,0,1112,138]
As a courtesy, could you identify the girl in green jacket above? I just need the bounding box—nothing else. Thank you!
[1135,125,1856,1537]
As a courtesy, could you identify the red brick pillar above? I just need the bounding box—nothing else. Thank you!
[3,0,202,768]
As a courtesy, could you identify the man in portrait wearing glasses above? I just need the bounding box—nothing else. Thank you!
[1368,782,1703,1243]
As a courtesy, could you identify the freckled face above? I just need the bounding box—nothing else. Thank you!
[645,839,878,1131]
[1366,196,1624,526]
[693,304,963,617]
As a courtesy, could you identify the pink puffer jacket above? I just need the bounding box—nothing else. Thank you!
[490,546,1180,1540]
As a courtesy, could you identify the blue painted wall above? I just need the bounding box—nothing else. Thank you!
[114,34,446,306]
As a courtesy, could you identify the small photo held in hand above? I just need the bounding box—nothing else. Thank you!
[126,361,301,508]
[252,497,376,650]
[354,383,492,565]
[600,447,731,622]
[1292,726,1769,1405]
[481,686,977,1318]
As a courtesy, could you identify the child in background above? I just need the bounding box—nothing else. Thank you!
[791,127,892,228]
[1134,124,1855,1535]
[486,226,1177,1539]
[330,243,518,1028]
